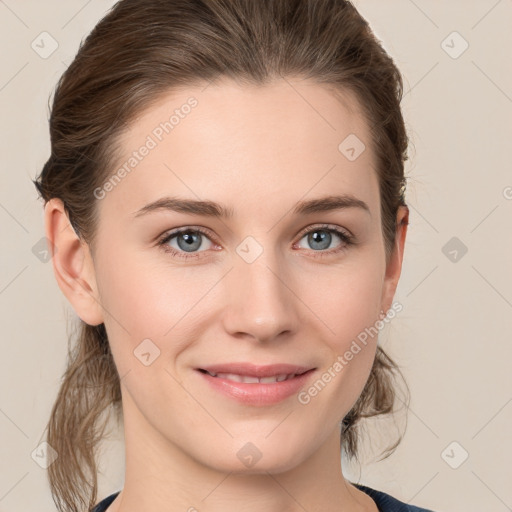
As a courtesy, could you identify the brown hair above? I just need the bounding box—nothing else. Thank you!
[33,0,411,510]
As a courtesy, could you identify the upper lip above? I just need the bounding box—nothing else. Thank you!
[196,363,314,378]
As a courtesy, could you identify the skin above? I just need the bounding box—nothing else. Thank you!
[45,77,408,512]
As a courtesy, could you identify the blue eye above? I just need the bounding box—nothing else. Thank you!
[295,225,354,257]
[158,227,215,260]
[157,224,354,261]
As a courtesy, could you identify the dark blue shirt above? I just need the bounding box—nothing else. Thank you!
[91,483,436,511]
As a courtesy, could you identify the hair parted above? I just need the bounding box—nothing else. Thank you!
[33,1,411,510]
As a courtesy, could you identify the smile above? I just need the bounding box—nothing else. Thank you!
[195,364,316,406]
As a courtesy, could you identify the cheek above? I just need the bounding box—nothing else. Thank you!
[296,254,384,348]
[96,244,197,332]
[94,246,218,370]
[294,254,384,410]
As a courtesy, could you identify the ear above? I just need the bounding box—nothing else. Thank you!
[379,205,409,317]
[44,198,104,326]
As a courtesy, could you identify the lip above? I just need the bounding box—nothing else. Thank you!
[195,363,316,406]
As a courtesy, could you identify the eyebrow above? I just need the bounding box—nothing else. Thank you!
[132,194,371,219]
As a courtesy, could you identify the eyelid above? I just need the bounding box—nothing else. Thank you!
[156,225,219,247]
[295,223,353,241]
[157,223,352,245]
[157,223,355,259]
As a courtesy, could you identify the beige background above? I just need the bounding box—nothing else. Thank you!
[1,1,511,511]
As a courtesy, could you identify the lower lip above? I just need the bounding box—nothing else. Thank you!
[196,369,316,406]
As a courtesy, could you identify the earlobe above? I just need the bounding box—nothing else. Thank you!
[44,198,104,326]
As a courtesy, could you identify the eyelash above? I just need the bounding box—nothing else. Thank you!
[156,224,355,261]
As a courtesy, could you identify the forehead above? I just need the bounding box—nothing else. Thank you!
[98,77,379,222]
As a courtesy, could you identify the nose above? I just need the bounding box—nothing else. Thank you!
[220,248,300,344]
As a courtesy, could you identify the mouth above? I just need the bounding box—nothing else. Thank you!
[194,363,316,406]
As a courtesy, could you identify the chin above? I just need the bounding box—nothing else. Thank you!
[196,439,308,476]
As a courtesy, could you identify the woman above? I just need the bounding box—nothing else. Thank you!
[34,0,436,510]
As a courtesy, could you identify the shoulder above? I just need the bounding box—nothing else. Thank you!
[352,482,437,512]
[91,491,120,512]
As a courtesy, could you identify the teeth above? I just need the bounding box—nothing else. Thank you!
[207,372,297,383]
[216,372,244,382]
[260,376,280,383]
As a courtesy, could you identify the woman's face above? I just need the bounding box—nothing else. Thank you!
[87,77,406,473]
